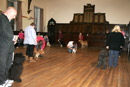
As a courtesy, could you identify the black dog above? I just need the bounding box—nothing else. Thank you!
[8,53,25,82]
[97,48,109,69]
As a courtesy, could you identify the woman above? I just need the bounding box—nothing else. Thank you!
[78,32,83,40]
[106,25,125,69]
[17,29,24,48]
[24,23,37,62]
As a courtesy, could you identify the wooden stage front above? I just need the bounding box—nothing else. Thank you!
[12,46,130,87]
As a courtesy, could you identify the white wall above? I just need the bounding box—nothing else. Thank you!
[0,0,130,32]
[47,0,130,24]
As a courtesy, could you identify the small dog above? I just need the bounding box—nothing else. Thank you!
[78,40,88,48]
[8,53,25,82]
[72,48,77,53]
[35,50,45,58]
[97,48,108,69]
[47,42,51,47]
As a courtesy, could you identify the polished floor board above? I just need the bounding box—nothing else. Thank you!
[12,46,130,87]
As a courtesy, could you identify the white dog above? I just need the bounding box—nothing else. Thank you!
[72,48,77,53]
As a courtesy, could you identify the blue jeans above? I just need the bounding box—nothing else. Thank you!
[36,44,42,51]
[108,50,119,68]
[68,48,73,53]
[68,45,77,53]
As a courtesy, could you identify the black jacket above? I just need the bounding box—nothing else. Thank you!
[0,13,14,52]
[106,32,125,51]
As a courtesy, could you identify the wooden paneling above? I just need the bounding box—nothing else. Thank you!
[79,14,83,23]
[55,23,109,47]
[94,15,99,23]
[86,34,106,47]
[73,14,79,22]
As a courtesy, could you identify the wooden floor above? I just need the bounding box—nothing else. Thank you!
[12,46,130,87]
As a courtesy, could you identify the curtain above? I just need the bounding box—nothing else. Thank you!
[16,1,22,31]
[40,9,43,32]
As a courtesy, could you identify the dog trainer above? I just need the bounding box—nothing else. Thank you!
[24,23,37,62]
[67,41,77,53]
[0,7,17,86]
[106,25,125,69]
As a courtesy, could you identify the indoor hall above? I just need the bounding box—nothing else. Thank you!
[0,0,130,87]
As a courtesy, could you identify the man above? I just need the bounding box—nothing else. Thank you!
[24,23,37,62]
[67,41,77,53]
[0,7,17,87]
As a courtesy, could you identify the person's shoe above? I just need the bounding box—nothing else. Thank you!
[25,56,30,62]
[29,59,36,62]
[4,80,14,87]
[0,84,4,87]
[29,57,36,62]
[0,85,4,87]
[0,79,8,87]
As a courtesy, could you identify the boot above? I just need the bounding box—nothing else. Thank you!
[25,55,29,62]
[29,57,36,62]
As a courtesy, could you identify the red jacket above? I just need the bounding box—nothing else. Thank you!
[37,36,45,50]
[79,35,83,40]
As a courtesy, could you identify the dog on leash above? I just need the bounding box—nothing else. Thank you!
[35,50,45,58]
[47,42,51,47]
[8,53,25,82]
[78,40,88,48]
[97,48,109,69]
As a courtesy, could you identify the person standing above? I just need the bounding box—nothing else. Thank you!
[78,32,83,40]
[24,23,37,62]
[106,25,125,69]
[78,32,84,48]
[0,7,17,87]
[58,30,65,47]
[17,29,24,48]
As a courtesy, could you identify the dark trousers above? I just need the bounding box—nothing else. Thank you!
[26,45,35,57]
[58,39,65,47]
[0,51,13,85]
[17,39,23,47]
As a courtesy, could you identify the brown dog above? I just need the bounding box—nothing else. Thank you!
[35,50,45,59]
[34,48,45,60]
[79,40,88,48]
